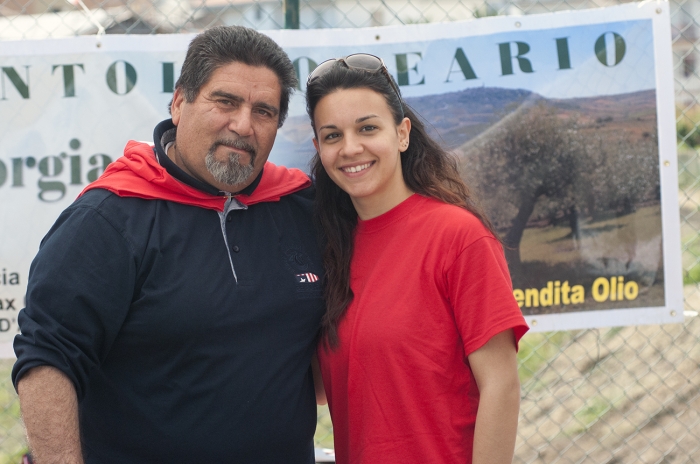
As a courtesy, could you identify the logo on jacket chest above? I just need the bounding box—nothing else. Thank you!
[295,273,319,283]
[283,248,321,288]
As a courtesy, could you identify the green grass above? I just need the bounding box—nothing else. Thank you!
[314,404,334,449]
[603,326,624,340]
[678,148,700,190]
[684,262,700,285]
[682,231,700,284]
[565,395,613,435]
[517,331,574,390]
[0,360,27,464]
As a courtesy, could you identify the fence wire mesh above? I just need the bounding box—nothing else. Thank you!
[1,0,700,462]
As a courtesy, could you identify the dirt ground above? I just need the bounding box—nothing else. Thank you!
[510,183,700,463]
[515,312,700,463]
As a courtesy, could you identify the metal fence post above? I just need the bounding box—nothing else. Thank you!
[284,0,300,29]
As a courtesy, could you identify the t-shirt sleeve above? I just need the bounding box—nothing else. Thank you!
[11,203,137,399]
[446,236,529,357]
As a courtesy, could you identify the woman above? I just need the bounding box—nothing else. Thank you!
[307,54,529,464]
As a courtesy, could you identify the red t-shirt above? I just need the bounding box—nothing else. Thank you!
[317,194,528,464]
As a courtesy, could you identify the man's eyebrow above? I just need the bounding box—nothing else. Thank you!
[209,90,279,116]
[209,90,244,103]
[256,102,279,116]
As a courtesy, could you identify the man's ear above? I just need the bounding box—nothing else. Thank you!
[171,88,185,126]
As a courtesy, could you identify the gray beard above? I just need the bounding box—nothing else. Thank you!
[205,140,256,187]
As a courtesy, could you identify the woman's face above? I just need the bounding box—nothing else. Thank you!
[313,87,411,219]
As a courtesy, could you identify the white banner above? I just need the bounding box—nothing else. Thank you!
[0,3,682,355]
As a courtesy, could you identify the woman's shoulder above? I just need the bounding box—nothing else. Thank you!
[412,196,497,245]
[415,196,492,229]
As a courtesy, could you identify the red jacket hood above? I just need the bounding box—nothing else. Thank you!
[80,140,311,212]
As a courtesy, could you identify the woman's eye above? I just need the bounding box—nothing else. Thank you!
[360,125,377,132]
[324,133,340,141]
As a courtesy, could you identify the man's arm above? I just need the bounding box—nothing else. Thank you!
[17,366,83,464]
[468,329,521,464]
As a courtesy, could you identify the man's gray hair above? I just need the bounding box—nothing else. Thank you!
[174,25,298,127]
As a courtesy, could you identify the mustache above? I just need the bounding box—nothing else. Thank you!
[213,138,256,157]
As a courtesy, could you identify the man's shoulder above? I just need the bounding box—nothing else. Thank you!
[72,187,154,214]
[59,188,164,239]
[287,182,316,201]
[275,183,315,217]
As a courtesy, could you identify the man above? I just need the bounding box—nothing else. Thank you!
[12,26,324,463]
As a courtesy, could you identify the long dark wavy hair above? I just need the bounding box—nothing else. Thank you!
[306,63,497,348]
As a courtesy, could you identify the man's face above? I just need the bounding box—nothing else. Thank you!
[170,62,282,192]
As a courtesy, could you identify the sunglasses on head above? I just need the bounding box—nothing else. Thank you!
[306,53,402,99]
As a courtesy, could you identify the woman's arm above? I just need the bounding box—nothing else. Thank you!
[311,353,327,405]
[468,329,520,464]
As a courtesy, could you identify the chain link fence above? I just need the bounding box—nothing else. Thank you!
[1,0,700,462]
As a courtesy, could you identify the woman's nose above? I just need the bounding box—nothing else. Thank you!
[339,134,363,157]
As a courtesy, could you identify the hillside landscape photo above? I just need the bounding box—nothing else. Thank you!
[275,86,664,315]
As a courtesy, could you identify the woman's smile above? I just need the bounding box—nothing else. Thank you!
[340,161,375,174]
[313,87,412,219]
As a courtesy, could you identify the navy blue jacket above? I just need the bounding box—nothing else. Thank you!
[12,120,324,463]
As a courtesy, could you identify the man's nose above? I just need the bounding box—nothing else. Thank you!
[228,108,254,137]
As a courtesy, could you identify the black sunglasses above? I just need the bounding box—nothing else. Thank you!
[306,53,402,99]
